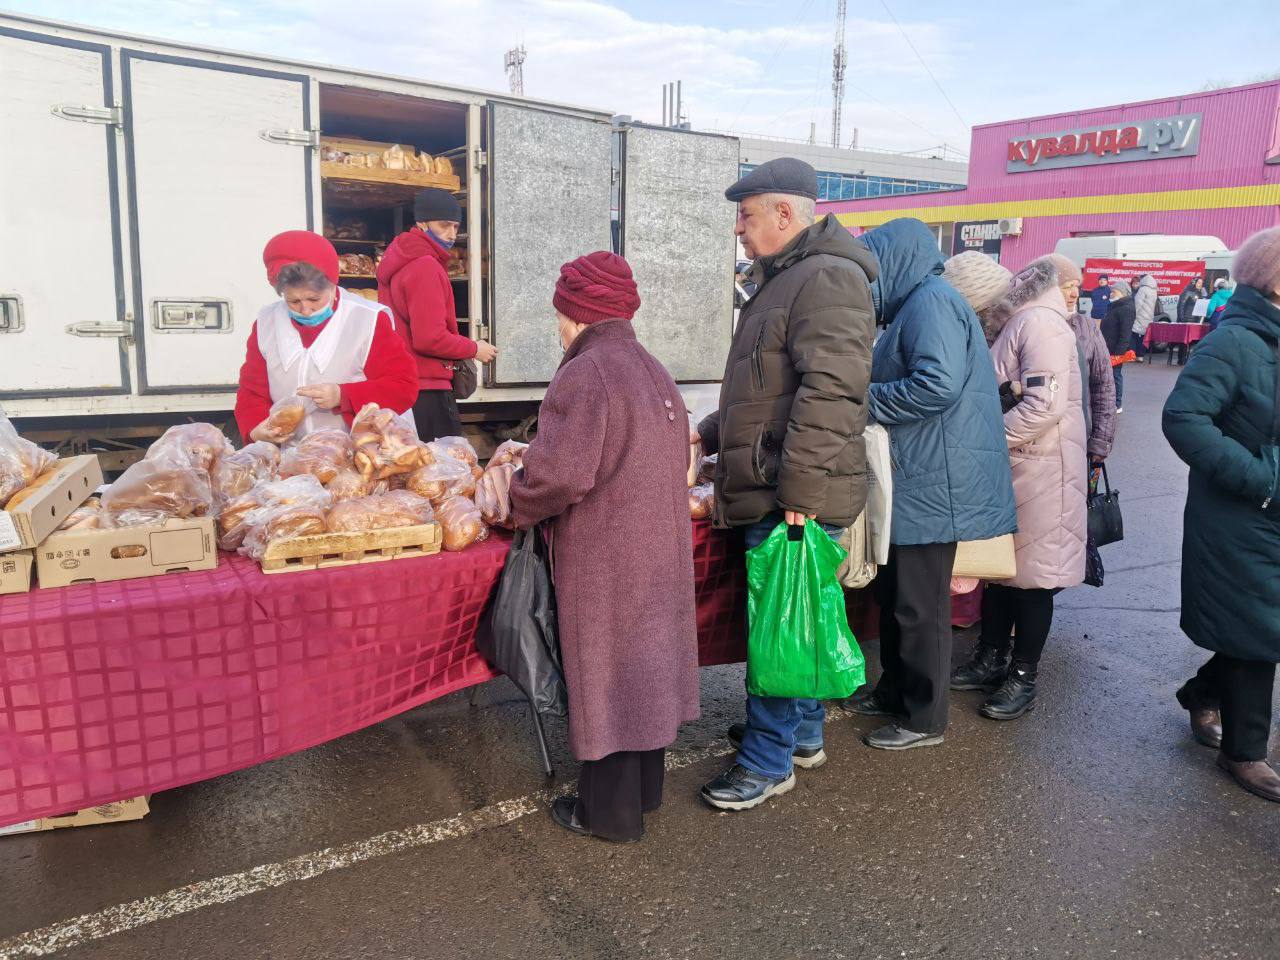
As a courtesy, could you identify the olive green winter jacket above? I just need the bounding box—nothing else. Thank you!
[699,216,878,528]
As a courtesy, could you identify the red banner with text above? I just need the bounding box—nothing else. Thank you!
[1083,259,1205,296]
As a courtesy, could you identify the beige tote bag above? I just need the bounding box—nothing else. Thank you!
[952,534,1016,581]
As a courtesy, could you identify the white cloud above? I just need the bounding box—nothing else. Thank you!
[18,0,970,150]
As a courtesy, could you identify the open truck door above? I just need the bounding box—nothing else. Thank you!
[121,51,313,393]
[0,28,129,400]
[617,125,738,383]
[484,102,614,387]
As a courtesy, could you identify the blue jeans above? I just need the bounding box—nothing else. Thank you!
[736,512,843,781]
[1113,364,1124,408]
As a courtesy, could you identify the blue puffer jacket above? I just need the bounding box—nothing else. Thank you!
[863,219,1016,546]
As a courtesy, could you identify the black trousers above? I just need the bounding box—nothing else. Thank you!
[979,584,1058,668]
[1177,654,1277,762]
[412,389,463,443]
[871,542,957,734]
[575,748,665,842]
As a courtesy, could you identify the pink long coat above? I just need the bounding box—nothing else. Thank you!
[509,319,700,761]
[988,285,1088,590]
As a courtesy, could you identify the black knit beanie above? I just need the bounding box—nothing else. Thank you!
[413,188,461,223]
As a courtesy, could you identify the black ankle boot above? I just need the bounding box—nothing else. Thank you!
[950,644,1010,691]
[980,661,1037,720]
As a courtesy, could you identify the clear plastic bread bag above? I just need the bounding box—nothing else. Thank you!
[0,415,59,507]
[101,459,216,527]
[351,404,430,480]
[145,423,234,473]
[279,429,354,485]
[212,441,280,506]
[250,395,315,445]
[435,495,488,552]
[237,475,333,560]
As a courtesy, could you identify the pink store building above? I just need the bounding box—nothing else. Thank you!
[818,80,1280,272]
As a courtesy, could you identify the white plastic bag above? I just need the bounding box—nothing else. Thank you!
[864,423,893,566]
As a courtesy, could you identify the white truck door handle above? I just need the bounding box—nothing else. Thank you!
[51,104,123,126]
[66,320,133,338]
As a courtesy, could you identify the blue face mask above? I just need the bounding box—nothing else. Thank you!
[427,227,455,250]
[289,303,334,327]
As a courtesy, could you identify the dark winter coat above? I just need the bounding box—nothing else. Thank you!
[1162,285,1280,663]
[698,215,877,529]
[862,218,1016,546]
[509,320,699,759]
[1100,296,1134,355]
[1177,281,1203,323]
[1089,286,1112,320]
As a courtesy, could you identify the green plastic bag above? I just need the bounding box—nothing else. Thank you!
[745,521,865,699]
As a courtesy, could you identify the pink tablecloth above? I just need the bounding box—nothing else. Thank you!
[0,524,746,827]
[1144,322,1209,347]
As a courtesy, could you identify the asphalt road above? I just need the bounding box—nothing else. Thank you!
[2,359,1278,960]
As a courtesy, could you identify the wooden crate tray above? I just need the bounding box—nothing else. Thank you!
[260,523,441,574]
[321,162,460,192]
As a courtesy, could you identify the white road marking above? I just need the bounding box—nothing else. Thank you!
[0,738,746,959]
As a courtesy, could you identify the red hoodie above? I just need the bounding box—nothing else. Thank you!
[376,228,476,390]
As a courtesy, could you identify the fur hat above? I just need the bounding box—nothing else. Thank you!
[942,251,1012,314]
[1233,227,1280,295]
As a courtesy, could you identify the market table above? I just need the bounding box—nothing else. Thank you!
[1144,322,1209,364]
[0,522,981,828]
[0,523,747,827]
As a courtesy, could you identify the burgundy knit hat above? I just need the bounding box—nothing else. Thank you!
[553,251,641,325]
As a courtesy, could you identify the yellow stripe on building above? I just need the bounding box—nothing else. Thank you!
[831,183,1280,228]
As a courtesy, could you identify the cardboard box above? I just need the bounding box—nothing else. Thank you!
[0,549,34,594]
[0,455,103,554]
[36,517,217,588]
[0,796,150,837]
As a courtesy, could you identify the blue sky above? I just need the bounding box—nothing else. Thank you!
[6,1,1278,154]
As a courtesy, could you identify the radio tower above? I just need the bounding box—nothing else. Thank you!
[505,44,527,96]
[831,0,847,148]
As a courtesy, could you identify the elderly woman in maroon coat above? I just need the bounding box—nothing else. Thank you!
[508,251,700,843]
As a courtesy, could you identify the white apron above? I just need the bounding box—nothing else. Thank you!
[256,291,411,434]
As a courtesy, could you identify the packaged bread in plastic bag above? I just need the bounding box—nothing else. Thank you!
[435,495,488,552]
[102,459,216,527]
[404,456,475,503]
[351,404,430,480]
[325,468,368,502]
[325,491,434,533]
[146,423,234,473]
[0,415,59,507]
[212,442,280,505]
[688,483,714,520]
[238,475,333,560]
[427,435,479,471]
[488,440,528,469]
[58,498,103,532]
[250,395,314,445]
[279,429,354,485]
[695,453,718,487]
[475,462,516,528]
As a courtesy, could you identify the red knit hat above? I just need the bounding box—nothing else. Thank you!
[263,230,340,286]
[553,251,641,325]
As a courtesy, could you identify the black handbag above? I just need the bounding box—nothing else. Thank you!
[474,526,566,717]
[451,358,478,400]
[1088,465,1124,547]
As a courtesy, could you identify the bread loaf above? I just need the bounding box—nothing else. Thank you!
[146,423,233,473]
[279,429,354,485]
[436,495,487,552]
[212,442,280,504]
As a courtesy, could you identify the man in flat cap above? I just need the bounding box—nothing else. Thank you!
[696,157,879,811]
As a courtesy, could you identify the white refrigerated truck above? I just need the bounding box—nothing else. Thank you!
[0,13,737,466]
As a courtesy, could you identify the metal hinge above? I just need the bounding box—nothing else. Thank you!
[260,128,321,148]
[473,147,488,172]
[51,103,123,126]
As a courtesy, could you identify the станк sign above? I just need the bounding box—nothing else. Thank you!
[1006,113,1202,173]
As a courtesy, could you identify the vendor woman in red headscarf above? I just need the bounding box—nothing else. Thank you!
[234,230,419,440]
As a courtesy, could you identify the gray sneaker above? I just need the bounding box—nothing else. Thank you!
[700,763,796,811]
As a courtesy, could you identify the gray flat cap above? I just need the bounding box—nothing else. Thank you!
[725,157,819,202]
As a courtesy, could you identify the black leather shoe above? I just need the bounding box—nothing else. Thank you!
[863,723,944,751]
[550,796,641,843]
[842,687,899,718]
[980,662,1037,720]
[1189,707,1223,749]
[727,723,827,770]
[950,644,1010,691]
[700,763,796,811]
[1216,754,1280,803]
